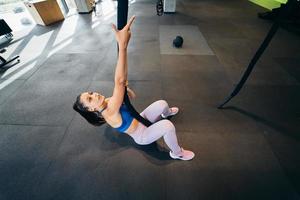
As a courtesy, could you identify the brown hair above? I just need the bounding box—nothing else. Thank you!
[73,94,106,126]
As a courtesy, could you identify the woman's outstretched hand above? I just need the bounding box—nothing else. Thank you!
[112,16,136,50]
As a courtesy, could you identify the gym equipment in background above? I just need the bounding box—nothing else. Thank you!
[0,19,20,68]
[258,1,300,33]
[156,0,163,16]
[218,0,297,109]
[74,0,95,13]
[163,0,176,13]
[0,19,13,42]
[173,36,183,48]
[24,0,64,26]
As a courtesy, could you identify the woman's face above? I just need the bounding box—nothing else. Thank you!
[80,92,105,112]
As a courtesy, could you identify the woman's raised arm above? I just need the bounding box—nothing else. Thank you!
[107,16,135,113]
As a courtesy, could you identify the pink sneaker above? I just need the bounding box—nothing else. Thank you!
[169,148,195,161]
[161,107,179,119]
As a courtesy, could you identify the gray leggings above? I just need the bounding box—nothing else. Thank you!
[129,100,182,155]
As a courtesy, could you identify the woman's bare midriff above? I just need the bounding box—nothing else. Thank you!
[124,119,139,134]
[110,118,139,134]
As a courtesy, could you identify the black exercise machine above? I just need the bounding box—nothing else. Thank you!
[0,19,20,68]
[218,0,297,109]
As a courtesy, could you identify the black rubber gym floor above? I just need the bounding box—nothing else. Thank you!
[0,0,299,199]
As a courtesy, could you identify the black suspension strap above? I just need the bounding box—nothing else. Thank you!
[124,87,153,127]
[156,0,164,16]
[117,0,128,30]
[117,0,153,127]
[218,0,295,109]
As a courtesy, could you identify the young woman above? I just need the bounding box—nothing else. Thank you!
[73,16,195,161]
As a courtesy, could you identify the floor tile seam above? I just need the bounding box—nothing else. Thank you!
[0,48,108,104]
[161,68,229,74]
[161,54,217,58]
[0,55,110,83]
[159,52,163,100]
[0,119,75,195]
[232,82,300,87]
[0,123,66,128]
[129,79,161,82]
[170,129,204,134]
[0,80,26,107]
[31,109,79,193]
[205,39,221,63]
[154,95,228,104]
[0,54,47,86]
[259,126,300,196]
[204,34,251,40]
[89,47,114,81]
[10,20,102,85]
[19,53,96,189]
[49,51,110,55]
[9,21,78,83]
[0,36,57,106]
[0,52,54,101]
[209,53,242,86]
[229,84,300,91]
[0,77,27,81]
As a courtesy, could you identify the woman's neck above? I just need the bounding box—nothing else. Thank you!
[98,99,108,112]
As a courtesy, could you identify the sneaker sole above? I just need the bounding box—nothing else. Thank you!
[169,151,194,161]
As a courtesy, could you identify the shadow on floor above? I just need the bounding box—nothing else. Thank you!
[103,126,174,164]
[0,61,19,73]
[223,106,300,141]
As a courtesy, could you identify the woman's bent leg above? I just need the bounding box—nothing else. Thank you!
[130,120,195,161]
[138,119,182,155]
[140,100,171,123]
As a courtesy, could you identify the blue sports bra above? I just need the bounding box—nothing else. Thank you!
[115,104,134,133]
